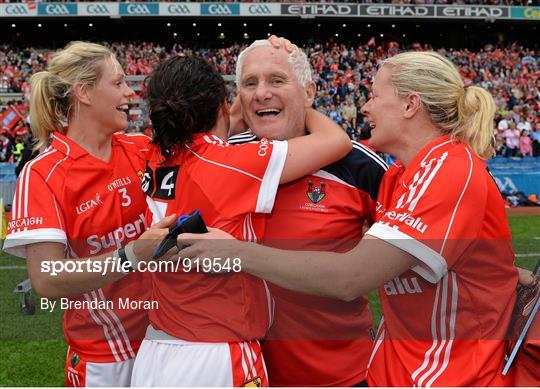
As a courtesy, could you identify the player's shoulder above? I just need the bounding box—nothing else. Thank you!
[19,145,66,180]
[349,140,388,172]
[114,132,151,151]
[228,131,258,145]
[418,138,485,176]
[322,140,388,200]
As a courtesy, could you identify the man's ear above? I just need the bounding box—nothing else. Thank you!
[229,95,248,135]
[403,92,422,119]
[305,81,316,107]
[73,83,91,106]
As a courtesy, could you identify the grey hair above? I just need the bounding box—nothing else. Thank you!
[235,39,312,88]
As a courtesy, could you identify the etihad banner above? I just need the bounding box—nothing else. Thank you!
[0,2,536,19]
[357,4,510,19]
[281,3,359,17]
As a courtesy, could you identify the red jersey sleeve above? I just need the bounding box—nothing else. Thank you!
[4,166,67,258]
[190,139,288,217]
[367,148,485,283]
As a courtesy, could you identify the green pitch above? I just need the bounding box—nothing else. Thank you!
[0,215,538,387]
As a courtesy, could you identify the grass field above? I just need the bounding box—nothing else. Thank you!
[0,215,538,386]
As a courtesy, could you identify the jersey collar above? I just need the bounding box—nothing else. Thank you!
[406,134,454,169]
[51,132,89,160]
[190,132,228,147]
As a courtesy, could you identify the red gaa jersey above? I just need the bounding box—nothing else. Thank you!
[230,133,387,386]
[366,135,517,386]
[144,133,288,342]
[4,132,151,363]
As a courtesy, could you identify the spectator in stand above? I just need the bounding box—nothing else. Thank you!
[531,122,540,157]
[511,105,522,124]
[495,133,506,156]
[519,130,533,157]
[0,132,13,162]
[503,121,520,157]
[11,137,23,162]
[14,134,39,177]
[342,96,357,130]
[498,112,513,132]
[328,103,342,125]
[517,115,533,132]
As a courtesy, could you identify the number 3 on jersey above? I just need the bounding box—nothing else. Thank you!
[118,187,131,207]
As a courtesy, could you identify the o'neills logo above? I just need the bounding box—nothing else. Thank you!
[107,176,131,191]
[9,217,43,230]
[87,213,146,254]
[76,193,104,215]
[385,210,428,233]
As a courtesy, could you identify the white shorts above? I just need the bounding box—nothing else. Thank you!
[131,325,268,387]
[66,347,134,387]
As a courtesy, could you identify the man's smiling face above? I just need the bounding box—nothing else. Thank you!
[239,46,313,140]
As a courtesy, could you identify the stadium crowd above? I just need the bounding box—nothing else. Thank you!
[1,39,539,158]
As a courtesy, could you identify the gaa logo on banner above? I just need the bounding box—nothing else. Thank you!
[38,3,77,16]
[119,3,159,16]
[4,4,31,16]
[167,4,192,15]
[83,3,115,16]
[248,5,273,15]
[201,4,240,16]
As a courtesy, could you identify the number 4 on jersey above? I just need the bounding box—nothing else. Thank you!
[141,163,179,200]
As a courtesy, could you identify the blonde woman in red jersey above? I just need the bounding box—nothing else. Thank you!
[131,51,351,386]
[179,51,520,386]
[4,42,174,387]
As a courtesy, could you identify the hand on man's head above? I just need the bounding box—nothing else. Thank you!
[268,35,296,54]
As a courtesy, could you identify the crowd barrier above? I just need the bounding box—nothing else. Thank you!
[487,156,540,197]
[0,163,17,207]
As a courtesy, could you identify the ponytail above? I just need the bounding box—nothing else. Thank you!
[454,86,496,159]
[29,71,72,150]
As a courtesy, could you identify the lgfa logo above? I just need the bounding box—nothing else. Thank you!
[76,193,104,215]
